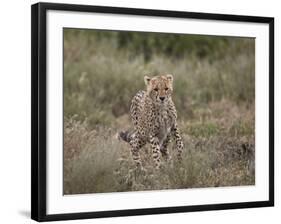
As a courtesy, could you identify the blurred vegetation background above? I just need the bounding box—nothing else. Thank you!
[64,29,254,127]
[63,28,255,194]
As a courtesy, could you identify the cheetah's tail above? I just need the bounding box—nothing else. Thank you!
[117,130,132,143]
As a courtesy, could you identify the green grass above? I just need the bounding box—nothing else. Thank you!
[63,29,255,194]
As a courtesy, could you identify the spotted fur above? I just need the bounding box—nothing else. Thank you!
[119,74,184,169]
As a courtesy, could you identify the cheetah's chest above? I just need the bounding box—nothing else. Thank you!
[155,110,173,144]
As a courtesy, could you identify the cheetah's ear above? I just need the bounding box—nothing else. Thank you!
[166,74,173,82]
[144,76,151,85]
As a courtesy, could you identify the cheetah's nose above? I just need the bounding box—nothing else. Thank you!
[159,97,165,101]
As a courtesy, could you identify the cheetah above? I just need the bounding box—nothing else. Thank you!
[119,74,184,169]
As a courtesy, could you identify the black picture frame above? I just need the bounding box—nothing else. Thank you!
[31,2,274,222]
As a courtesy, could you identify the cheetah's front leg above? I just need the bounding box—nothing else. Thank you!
[172,123,184,161]
[149,136,161,169]
[160,134,171,161]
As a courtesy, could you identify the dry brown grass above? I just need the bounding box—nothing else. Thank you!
[64,101,254,194]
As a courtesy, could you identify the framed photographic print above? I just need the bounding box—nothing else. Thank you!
[31,2,274,222]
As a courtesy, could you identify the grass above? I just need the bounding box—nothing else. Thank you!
[63,29,255,194]
[64,29,255,126]
[64,101,254,194]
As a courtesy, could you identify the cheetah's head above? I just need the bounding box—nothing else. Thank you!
[144,74,173,104]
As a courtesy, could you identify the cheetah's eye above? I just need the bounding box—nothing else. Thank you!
[165,87,169,91]
[154,88,159,92]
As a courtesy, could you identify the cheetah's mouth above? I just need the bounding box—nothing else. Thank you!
[157,100,167,105]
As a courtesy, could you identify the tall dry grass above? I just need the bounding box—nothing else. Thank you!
[64,100,254,194]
